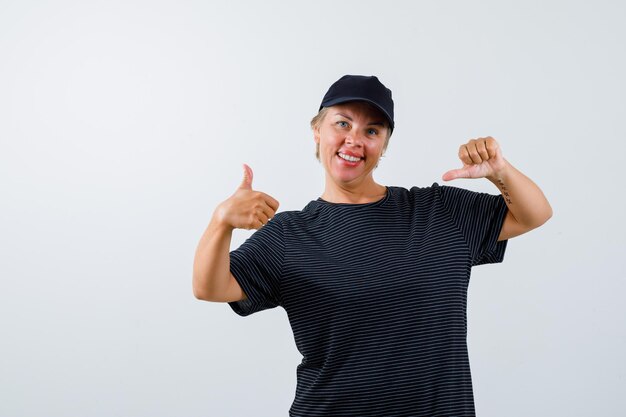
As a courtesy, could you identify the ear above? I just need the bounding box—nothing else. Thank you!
[313,126,320,144]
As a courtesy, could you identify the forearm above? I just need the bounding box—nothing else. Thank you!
[192,215,234,300]
[486,158,553,228]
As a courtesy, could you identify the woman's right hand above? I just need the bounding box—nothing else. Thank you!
[213,164,280,231]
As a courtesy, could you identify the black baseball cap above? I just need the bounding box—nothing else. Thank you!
[319,74,395,133]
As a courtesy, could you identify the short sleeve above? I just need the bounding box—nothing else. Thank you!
[227,215,285,316]
[433,182,509,267]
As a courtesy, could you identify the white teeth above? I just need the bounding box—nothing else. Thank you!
[338,152,361,162]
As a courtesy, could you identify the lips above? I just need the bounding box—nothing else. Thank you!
[336,152,363,165]
[338,150,364,159]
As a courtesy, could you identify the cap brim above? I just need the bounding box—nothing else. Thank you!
[319,97,394,132]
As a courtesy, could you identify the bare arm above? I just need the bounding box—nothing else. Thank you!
[192,163,279,303]
[192,215,247,302]
[487,158,553,241]
[442,137,553,242]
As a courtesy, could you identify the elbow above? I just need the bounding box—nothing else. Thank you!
[193,287,206,301]
[192,276,212,301]
[515,206,553,233]
[530,205,554,230]
[193,287,212,301]
[541,204,554,225]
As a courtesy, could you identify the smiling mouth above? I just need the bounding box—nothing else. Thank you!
[337,152,364,163]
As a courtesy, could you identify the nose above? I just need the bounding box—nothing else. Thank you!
[345,131,364,147]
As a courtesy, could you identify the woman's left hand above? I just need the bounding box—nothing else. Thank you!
[442,136,508,181]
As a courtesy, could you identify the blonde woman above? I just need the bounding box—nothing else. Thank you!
[193,74,552,416]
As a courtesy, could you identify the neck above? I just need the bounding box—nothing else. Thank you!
[320,177,387,204]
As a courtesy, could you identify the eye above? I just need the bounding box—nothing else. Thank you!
[368,128,378,135]
[337,121,348,128]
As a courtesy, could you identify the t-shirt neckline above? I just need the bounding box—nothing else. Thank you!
[314,186,391,208]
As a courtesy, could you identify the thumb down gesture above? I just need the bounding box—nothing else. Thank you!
[215,164,280,230]
[441,136,508,181]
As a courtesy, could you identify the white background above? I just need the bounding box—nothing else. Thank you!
[1,1,624,416]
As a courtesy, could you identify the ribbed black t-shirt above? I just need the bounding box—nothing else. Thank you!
[228,182,509,416]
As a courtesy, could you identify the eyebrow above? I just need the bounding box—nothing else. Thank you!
[334,112,386,127]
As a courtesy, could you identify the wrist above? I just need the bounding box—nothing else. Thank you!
[486,158,513,182]
[210,206,234,234]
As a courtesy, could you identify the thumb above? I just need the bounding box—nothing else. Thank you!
[239,163,254,190]
[441,167,470,181]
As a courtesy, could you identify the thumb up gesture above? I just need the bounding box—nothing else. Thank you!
[214,164,280,230]
[441,136,508,181]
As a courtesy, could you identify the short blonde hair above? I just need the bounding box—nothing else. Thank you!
[310,106,393,162]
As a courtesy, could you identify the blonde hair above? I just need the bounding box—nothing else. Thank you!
[310,106,393,162]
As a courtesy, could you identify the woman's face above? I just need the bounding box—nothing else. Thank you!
[314,101,389,187]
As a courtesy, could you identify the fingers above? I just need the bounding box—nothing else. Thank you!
[261,193,280,212]
[460,140,484,164]
[257,204,273,224]
[231,163,281,229]
[239,163,254,190]
[442,169,463,181]
[248,197,277,230]
[458,145,473,165]
[476,140,489,161]
[252,212,270,229]
[236,163,279,210]
[459,137,496,164]
[246,191,279,219]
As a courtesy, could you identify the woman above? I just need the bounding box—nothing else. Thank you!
[192,75,552,416]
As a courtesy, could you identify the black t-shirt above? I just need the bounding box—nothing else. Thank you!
[228,182,509,416]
